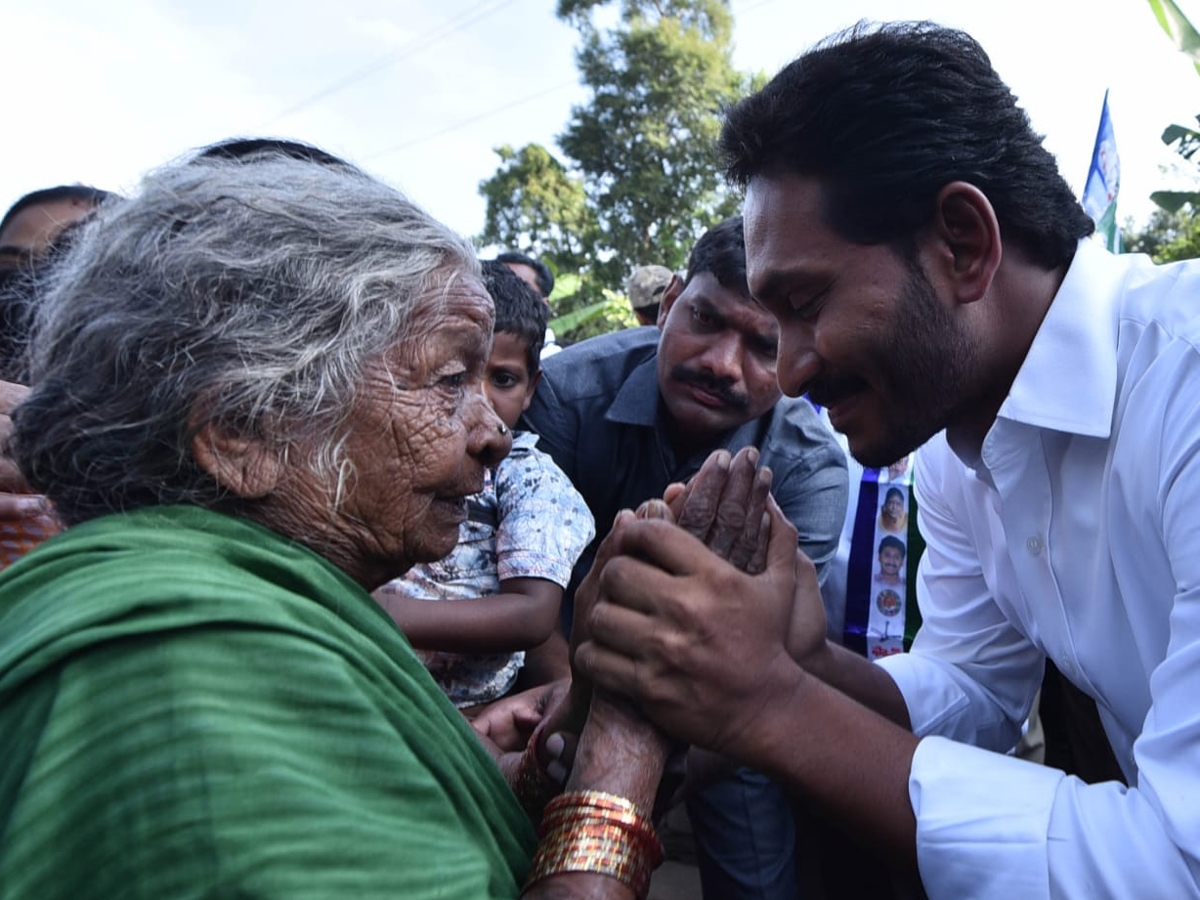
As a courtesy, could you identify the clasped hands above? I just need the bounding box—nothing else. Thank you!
[476,445,828,795]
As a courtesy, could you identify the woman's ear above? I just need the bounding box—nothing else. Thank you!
[190,419,281,498]
[929,181,1002,305]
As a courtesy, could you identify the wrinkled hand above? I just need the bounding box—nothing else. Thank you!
[576,500,805,759]
[665,446,773,573]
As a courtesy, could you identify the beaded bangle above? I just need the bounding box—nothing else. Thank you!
[521,790,664,899]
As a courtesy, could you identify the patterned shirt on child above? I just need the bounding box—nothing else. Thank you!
[392,431,594,707]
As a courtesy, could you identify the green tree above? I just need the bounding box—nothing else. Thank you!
[477,143,596,276]
[1123,207,1200,262]
[478,0,751,342]
[1147,0,1200,210]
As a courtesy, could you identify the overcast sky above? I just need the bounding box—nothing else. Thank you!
[7,0,1200,243]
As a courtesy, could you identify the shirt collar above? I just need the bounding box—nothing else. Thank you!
[995,238,1122,440]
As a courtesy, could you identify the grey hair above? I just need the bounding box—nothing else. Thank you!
[13,153,480,525]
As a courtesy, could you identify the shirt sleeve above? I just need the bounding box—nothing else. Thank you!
[493,443,596,587]
[882,417,1200,900]
[768,428,848,584]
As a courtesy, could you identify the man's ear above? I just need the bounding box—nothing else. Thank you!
[521,368,542,413]
[190,419,282,499]
[928,182,1002,305]
[656,274,685,328]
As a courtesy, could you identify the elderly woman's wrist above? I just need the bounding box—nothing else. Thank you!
[568,693,668,805]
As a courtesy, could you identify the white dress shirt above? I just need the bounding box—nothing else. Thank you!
[877,239,1200,900]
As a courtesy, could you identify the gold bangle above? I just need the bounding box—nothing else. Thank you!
[521,790,664,899]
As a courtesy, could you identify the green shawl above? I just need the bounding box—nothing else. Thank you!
[0,505,535,899]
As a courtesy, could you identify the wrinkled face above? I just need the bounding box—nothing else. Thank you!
[878,545,904,579]
[655,271,781,448]
[485,331,538,429]
[285,272,510,585]
[743,172,979,468]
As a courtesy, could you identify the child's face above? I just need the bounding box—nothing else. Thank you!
[485,331,539,429]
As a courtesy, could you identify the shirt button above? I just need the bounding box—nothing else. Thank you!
[1026,536,1044,556]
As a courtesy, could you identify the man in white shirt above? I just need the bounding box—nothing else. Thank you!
[574,20,1200,900]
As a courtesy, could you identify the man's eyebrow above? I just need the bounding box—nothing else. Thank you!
[754,267,829,302]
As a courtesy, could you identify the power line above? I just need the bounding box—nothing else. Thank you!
[265,0,517,126]
[361,80,577,161]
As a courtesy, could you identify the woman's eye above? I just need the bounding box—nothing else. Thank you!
[439,371,467,389]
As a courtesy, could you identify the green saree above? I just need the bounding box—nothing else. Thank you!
[0,505,536,899]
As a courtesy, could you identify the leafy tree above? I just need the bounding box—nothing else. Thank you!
[1147,0,1200,210]
[478,0,751,342]
[477,144,596,277]
[1123,207,1200,262]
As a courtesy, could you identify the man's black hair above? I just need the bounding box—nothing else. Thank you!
[482,259,548,376]
[878,535,906,558]
[495,251,555,298]
[719,21,1094,269]
[0,185,113,243]
[685,216,750,297]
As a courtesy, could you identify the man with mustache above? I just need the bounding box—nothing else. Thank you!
[520,214,847,900]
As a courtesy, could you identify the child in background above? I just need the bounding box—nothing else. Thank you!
[373,261,594,709]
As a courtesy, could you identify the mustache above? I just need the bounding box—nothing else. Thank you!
[670,364,749,410]
[806,373,866,409]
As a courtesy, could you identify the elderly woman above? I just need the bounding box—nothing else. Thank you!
[0,150,674,899]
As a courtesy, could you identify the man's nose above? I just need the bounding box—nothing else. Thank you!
[776,327,820,398]
[698,333,744,383]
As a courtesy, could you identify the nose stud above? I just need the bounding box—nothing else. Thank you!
[498,422,508,436]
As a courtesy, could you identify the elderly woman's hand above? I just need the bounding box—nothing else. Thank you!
[664,445,774,572]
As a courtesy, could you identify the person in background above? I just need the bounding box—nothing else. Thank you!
[0,184,113,566]
[373,260,594,709]
[496,250,561,358]
[625,264,674,327]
